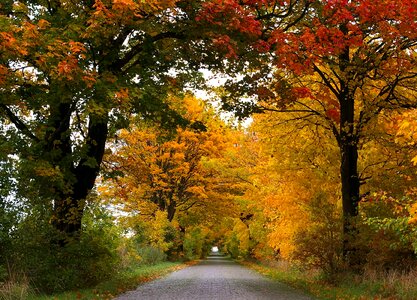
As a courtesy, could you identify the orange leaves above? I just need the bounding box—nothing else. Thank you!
[40,40,93,82]
[57,56,79,80]
[0,65,8,85]
[115,88,130,104]
[0,32,17,50]
[37,19,50,30]
[112,0,138,11]
[101,96,235,228]
[68,41,86,56]
[0,31,28,57]
[86,0,177,39]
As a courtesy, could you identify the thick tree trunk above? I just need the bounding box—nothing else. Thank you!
[340,140,360,233]
[339,56,360,261]
[339,136,360,264]
[167,203,176,222]
[339,98,360,229]
[337,38,361,263]
[51,112,108,238]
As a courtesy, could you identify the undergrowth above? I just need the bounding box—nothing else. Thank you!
[1,262,188,300]
[243,260,417,300]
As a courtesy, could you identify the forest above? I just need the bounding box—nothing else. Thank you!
[1,0,417,299]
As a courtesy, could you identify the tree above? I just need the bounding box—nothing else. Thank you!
[1,0,257,238]
[101,95,238,225]
[212,0,417,255]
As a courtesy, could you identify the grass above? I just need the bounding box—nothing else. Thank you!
[242,260,417,300]
[21,261,191,300]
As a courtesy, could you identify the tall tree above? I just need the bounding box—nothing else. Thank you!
[101,95,237,224]
[209,0,417,255]
[0,0,254,238]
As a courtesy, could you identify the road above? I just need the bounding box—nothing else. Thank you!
[114,254,314,300]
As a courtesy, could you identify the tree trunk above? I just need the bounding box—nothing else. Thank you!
[339,56,360,261]
[51,112,108,238]
[339,132,360,264]
[167,202,176,222]
[340,137,360,238]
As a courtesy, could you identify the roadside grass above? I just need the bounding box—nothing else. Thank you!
[242,260,417,300]
[0,261,189,300]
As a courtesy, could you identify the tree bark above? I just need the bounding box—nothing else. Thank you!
[51,112,108,237]
[339,45,360,260]
[337,38,361,262]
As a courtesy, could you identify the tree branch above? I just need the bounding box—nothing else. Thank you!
[0,104,39,142]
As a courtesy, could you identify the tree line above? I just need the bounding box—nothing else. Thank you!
[1,0,417,296]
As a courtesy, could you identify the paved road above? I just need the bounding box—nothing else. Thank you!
[115,254,314,300]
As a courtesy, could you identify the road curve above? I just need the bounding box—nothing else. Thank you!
[114,254,314,300]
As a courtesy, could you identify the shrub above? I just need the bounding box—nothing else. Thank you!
[136,246,167,265]
[292,192,343,273]
[226,233,240,259]
[183,227,209,260]
[9,203,122,294]
[0,280,31,300]
[353,193,417,270]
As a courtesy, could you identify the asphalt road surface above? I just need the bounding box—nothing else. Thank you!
[115,254,315,300]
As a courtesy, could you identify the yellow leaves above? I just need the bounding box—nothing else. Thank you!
[394,110,417,165]
[242,110,342,260]
[37,19,50,30]
[408,203,417,225]
[232,219,250,255]
[183,94,204,121]
[147,211,175,251]
[34,164,62,178]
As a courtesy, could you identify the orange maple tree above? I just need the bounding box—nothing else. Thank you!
[101,95,238,227]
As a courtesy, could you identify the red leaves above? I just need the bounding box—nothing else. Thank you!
[291,87,312,99]
[251,40,271,53]
[212,35,237,58]
[196,0,262,36]
[325,108,340,124]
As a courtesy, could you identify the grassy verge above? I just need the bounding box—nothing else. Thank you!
[242,260,417,300]
[26,261,192,300]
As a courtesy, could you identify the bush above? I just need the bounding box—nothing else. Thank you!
[352,193,417,270]
[0,280,31,300]
[183,227,210,260]
[8,204,122,294]
[292,192,343,273]
[136,246,167,265]
[226,233,240,259]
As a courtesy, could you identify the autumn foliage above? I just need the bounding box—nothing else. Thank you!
[3,0,417,297]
